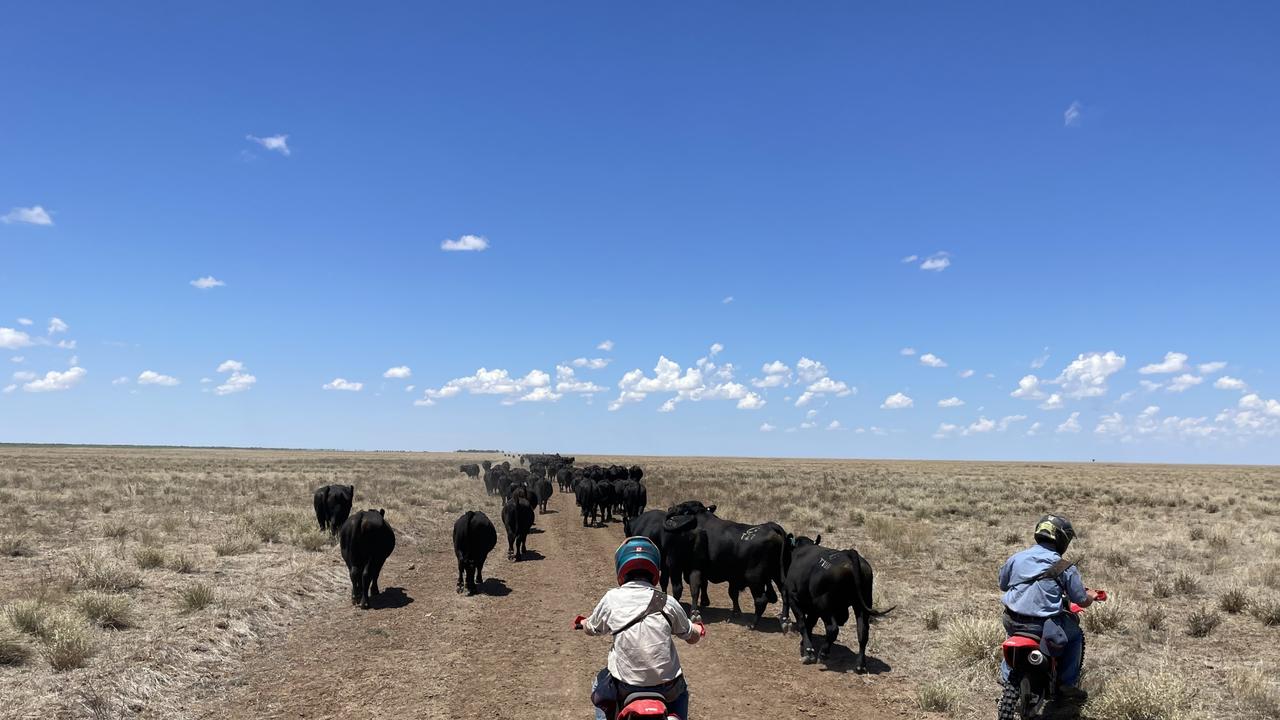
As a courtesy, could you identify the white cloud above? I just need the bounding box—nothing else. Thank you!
[517,387,562,403]
[919,352,947,368]
[16,318,32,326]
[67,355,78,367]
[555,365,607,394]
[880,392,913,410]
[12,371,36,382]
[1039,393,1064,410]
[806,377,853,396]
[759,422,775,432]
[2,384,13,394]
[200,377,211,384]
[608,354,763,412]
[1239,394,1280,417]
[938,396,965,408]
[1139,380,1163,392]
[441,234,489,252]
[1139,352,1188,375]
[967,417,996,434]
[795,357,828,383]
[901,255,918,264]
[0,328,33,350]
[404,385,414,392]
[423,367,552,403]
[190,276,225,290]
[56,339,76,350]
[932,423,959,439]
[47,317,68,335]
[1167,374,1203,393]
[1027,422,1042,436]
[958,369,975,379]
[9,356,21,363]
[1011,374,1045,400]
[998,415,1027,432]
[900,347,917,356]
[722,296,734,304]
[137,370,180,386]
[571,357,612,370]
[383,366,412,379]
[246,134,290,155]
[919,252,951,272]
[708,343,724,358]
[23,366,86,392]
[1197,361,1227,375]
[323,378,363,392]
[1030,350,1051,369]
[214,360,256,396]
[1064,101,1082,127]
[112,376,130,386]
[737,393,766,410]
[1057,412,1081,433]
[826,420,842,430]
[597,340,614,352]
[413,397,435,407]
[1095,412,1124,435]
[751,361,792,388]
[2,206,53,226]
[1214,376,1246,391]
[1055,351,1125,398]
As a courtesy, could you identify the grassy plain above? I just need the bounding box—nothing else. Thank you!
[1,445,1277,719]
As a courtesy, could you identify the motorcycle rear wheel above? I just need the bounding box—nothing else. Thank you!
[996,679,1022,720]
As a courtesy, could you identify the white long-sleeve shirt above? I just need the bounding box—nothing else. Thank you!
[583,580,698,687]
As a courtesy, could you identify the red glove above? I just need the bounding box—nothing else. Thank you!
[573,615,587,630]
[1094,590,1108,602]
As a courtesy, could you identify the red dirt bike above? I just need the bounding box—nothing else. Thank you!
[997,590,1107,720]
[572,615,695,720]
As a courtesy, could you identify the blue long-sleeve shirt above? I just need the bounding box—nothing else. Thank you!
[999,543,1088,618]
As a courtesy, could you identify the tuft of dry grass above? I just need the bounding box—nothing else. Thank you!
[942,615,1002,674]
[0,534,34,557]
[1186,605,1221,638]
[923,607,943,632]
[168,552,199,574]
[1227,667,1280,718]
[1250,599,1280,626]
[73,592,134,629]
[1219,586,1250,615]
[134,546,166,569]
[915,679,960,714]
[179,582,216,613]
[38,612,95,671]
[70,551,142,593]
[101,520,131,540]
[213,531,260,557]
[1139,603,1166,632]
[6,600,49,637]
[1087,672,1190,720]
[0,623,32,665]
[1172,571,1201,596]
[1082,596,1125,634]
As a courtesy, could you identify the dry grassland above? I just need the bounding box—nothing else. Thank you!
[2,446,1278,720]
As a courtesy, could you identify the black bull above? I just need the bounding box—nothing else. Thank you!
[782,537,893,673]
[639,502,791,629]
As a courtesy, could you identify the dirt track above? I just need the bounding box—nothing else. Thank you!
[212,490,911,719]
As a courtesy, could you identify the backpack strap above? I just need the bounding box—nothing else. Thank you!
[612,589,672,635]
[1010,557,1076,589]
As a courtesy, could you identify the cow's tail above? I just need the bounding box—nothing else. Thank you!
[849,552,895,618]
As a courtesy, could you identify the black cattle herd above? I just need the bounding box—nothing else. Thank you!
[311,453,892,671]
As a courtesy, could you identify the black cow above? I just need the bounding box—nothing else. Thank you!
[556,467,574,492]
[339,509,396,609]
[313,484,354,534]
[575,478,598,527]
[619,479,647,520]
[481,460,493,472]
[595,480,617,523]
[459,463,480,480]
[501,497,534,560]
[664,501,790,629]
[452,511,497,595]
[529,461,547,480]
[782,536,893,672]
[629,465,644,482]
[482,468,501,496]
[624,509,696,602]
[534,477,553,513]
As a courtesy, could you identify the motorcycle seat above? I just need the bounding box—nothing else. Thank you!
[621,691,667,706]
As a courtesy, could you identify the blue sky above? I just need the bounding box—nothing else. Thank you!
[3,3,1278,462]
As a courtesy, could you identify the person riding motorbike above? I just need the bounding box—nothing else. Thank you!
[574,537,705,719]
[998,514,1102,701]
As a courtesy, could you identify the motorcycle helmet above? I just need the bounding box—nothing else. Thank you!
[615,536,661,586]
[1034,514,1076,554]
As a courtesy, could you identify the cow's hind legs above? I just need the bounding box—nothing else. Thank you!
[820,618,839,660]
[800,614,820,664]
[749,584,768,630]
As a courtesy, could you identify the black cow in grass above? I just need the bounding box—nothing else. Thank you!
[339,509,396,609]
[576,478,599,527]
[534,477,553,513]
[556,467,574,493]
[619,479,647,520]
[481,460,493,472]
[664,501,790,630]
[453,510,497,595]
[782,536,894,673]
[313,484,354,534]
[459,463,480,480]
[502,497,534,560]
[629,465,644,483]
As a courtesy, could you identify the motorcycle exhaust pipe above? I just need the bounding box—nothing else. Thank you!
[1028,650,1045,666]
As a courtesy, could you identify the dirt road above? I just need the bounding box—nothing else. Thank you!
[213,491,911,719]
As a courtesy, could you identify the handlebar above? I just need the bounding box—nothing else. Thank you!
[572,614,586,630]
[1094,590,1108,602]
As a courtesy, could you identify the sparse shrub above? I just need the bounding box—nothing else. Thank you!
[1087,672,1189,720]
[1218,586,1250,615]
[1099,548,1129,568]
[134,546,165,569]
[70,551,142,593]
[1189,526,1206,541]
[1001,531,1021,546]
[1227,668,1280,718]
[0,623,31,665]
[180,582,215,613]
[1082,597,1125,634]
[39,612,95,671]
[0,534,33,557]
[1207,530,1230,550]
[101,521,130,539]
[1152,579,1173,599]
[1172,571,1201,596]
[214,531,259,557]
[864,514,931,556]
[1251,599,1280,626]
[924,607,943,631]
[169,552,198,574]
[73,592,134,629]
[1186,605,1221,637]
[915,679,960,714]
[1139,604,1166,631]
[942,615,1002,673]
[289,528,329,552]
[6,600,49,637]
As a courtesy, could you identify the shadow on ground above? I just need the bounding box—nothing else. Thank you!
[368,587,414,610]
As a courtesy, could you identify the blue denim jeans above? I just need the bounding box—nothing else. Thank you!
[1000,612,1084,687]
[592,670,690,719]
